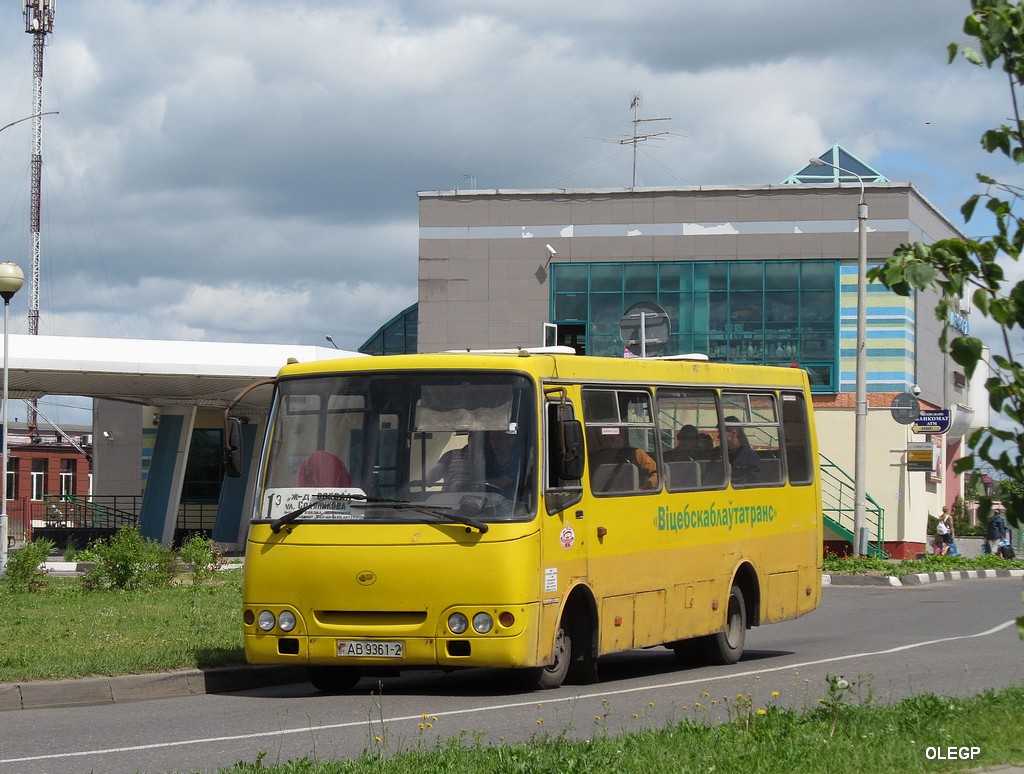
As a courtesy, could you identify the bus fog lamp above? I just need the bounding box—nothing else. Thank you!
[243,609,255,626]
[472,612,493,633]
[448,612,469,634]
[498,611,515,628]
[257,610,277,632]
[277,610,297,632]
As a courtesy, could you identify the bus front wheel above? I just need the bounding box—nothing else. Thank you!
[698,585,747,665]
[513,622,573,691]
[307,666,361,694]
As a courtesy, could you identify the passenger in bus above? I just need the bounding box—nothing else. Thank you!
[484,430,522,498]
[723,417,763,484]
[296,451,352,488]
[430,431,521,496]
[665,424,700,461]
[590,428,659,490]
[430,441,477,491]
[697,433,715,454]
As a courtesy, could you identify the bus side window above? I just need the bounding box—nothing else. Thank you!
[583,389,659,494]
[654,387,724,491]
[781,392,813,485]
[722,392,783,487]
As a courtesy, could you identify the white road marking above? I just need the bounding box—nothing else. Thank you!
[0,619,1016,765]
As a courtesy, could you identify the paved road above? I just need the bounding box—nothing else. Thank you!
[1,577,1022,773]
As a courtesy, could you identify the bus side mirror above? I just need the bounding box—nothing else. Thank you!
[224,417,243,478]
[558,419,585,481]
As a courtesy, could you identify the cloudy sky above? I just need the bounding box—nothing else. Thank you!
[0,1,1017,423]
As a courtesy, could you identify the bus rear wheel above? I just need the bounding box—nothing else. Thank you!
[307,666,362,694]
[698,584,747,665]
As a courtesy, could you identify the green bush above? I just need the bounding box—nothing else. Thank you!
[178,532,222,587]
[81,527,177,590]
[2,538,55,593]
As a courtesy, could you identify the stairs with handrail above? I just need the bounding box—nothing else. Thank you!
[819,453,888,558]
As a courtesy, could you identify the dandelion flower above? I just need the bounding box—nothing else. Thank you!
[757,709,767,715]
[633,713,639,719]
[771,691,780,697]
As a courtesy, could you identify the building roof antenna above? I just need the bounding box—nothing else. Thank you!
[604,93,675,190]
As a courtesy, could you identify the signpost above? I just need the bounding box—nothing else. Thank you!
[890,392,920,425]
[906,442,935,472]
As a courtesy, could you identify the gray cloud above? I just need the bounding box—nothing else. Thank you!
[0,0,1012,368]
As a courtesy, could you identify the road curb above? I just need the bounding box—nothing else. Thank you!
[823,568,1024,587]
[0,665,307,712]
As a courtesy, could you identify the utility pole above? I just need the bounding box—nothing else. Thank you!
[23,0,56,438]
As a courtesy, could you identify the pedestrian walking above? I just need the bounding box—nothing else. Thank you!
[936,506,955,555]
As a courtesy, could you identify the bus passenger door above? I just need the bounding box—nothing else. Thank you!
[540,397,588,638]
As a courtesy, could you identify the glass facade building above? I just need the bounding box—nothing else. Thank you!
[551,260,838,390]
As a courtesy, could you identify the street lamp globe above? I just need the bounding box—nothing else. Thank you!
[0,261,24,299]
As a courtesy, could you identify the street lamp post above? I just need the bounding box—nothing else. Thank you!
[809,157,869,557]
[0,261,24,577]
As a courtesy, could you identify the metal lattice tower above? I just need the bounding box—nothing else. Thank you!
[24,0,55,336]
[23,0,55,436]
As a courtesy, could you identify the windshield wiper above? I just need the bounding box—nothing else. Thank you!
[350,498,489,534]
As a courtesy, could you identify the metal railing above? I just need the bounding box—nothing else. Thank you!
[6,495,218,546]
[819,453,887,557]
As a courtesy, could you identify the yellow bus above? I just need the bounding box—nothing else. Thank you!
[230,349,822,692]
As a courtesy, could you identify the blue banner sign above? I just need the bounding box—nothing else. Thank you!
[912,409,951,434]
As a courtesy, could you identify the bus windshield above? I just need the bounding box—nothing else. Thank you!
[256,371,537,525]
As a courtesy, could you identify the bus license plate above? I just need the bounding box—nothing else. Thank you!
[336,640,403,658]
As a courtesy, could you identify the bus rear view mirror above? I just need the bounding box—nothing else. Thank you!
[558,419,585,480]
[224,417,243,478]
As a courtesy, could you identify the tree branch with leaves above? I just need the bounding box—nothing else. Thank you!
[868,0,1024,527]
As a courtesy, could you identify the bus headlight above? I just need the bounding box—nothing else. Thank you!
[472,612,493,634]
[277,610,297,632]
[448,612,469,634]
[257,610,276,632]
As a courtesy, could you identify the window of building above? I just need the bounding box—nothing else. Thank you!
[550,260,839,391]
[182,429,224,502]
[359,303,418,355]
[60,459,75,497]
[5,457,17,500]
[31,458,47,501]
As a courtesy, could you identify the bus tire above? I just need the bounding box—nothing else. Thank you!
[698,585,746,665]
[513,621,573,691]
[537,623,572,689]
[307,666,361,694]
